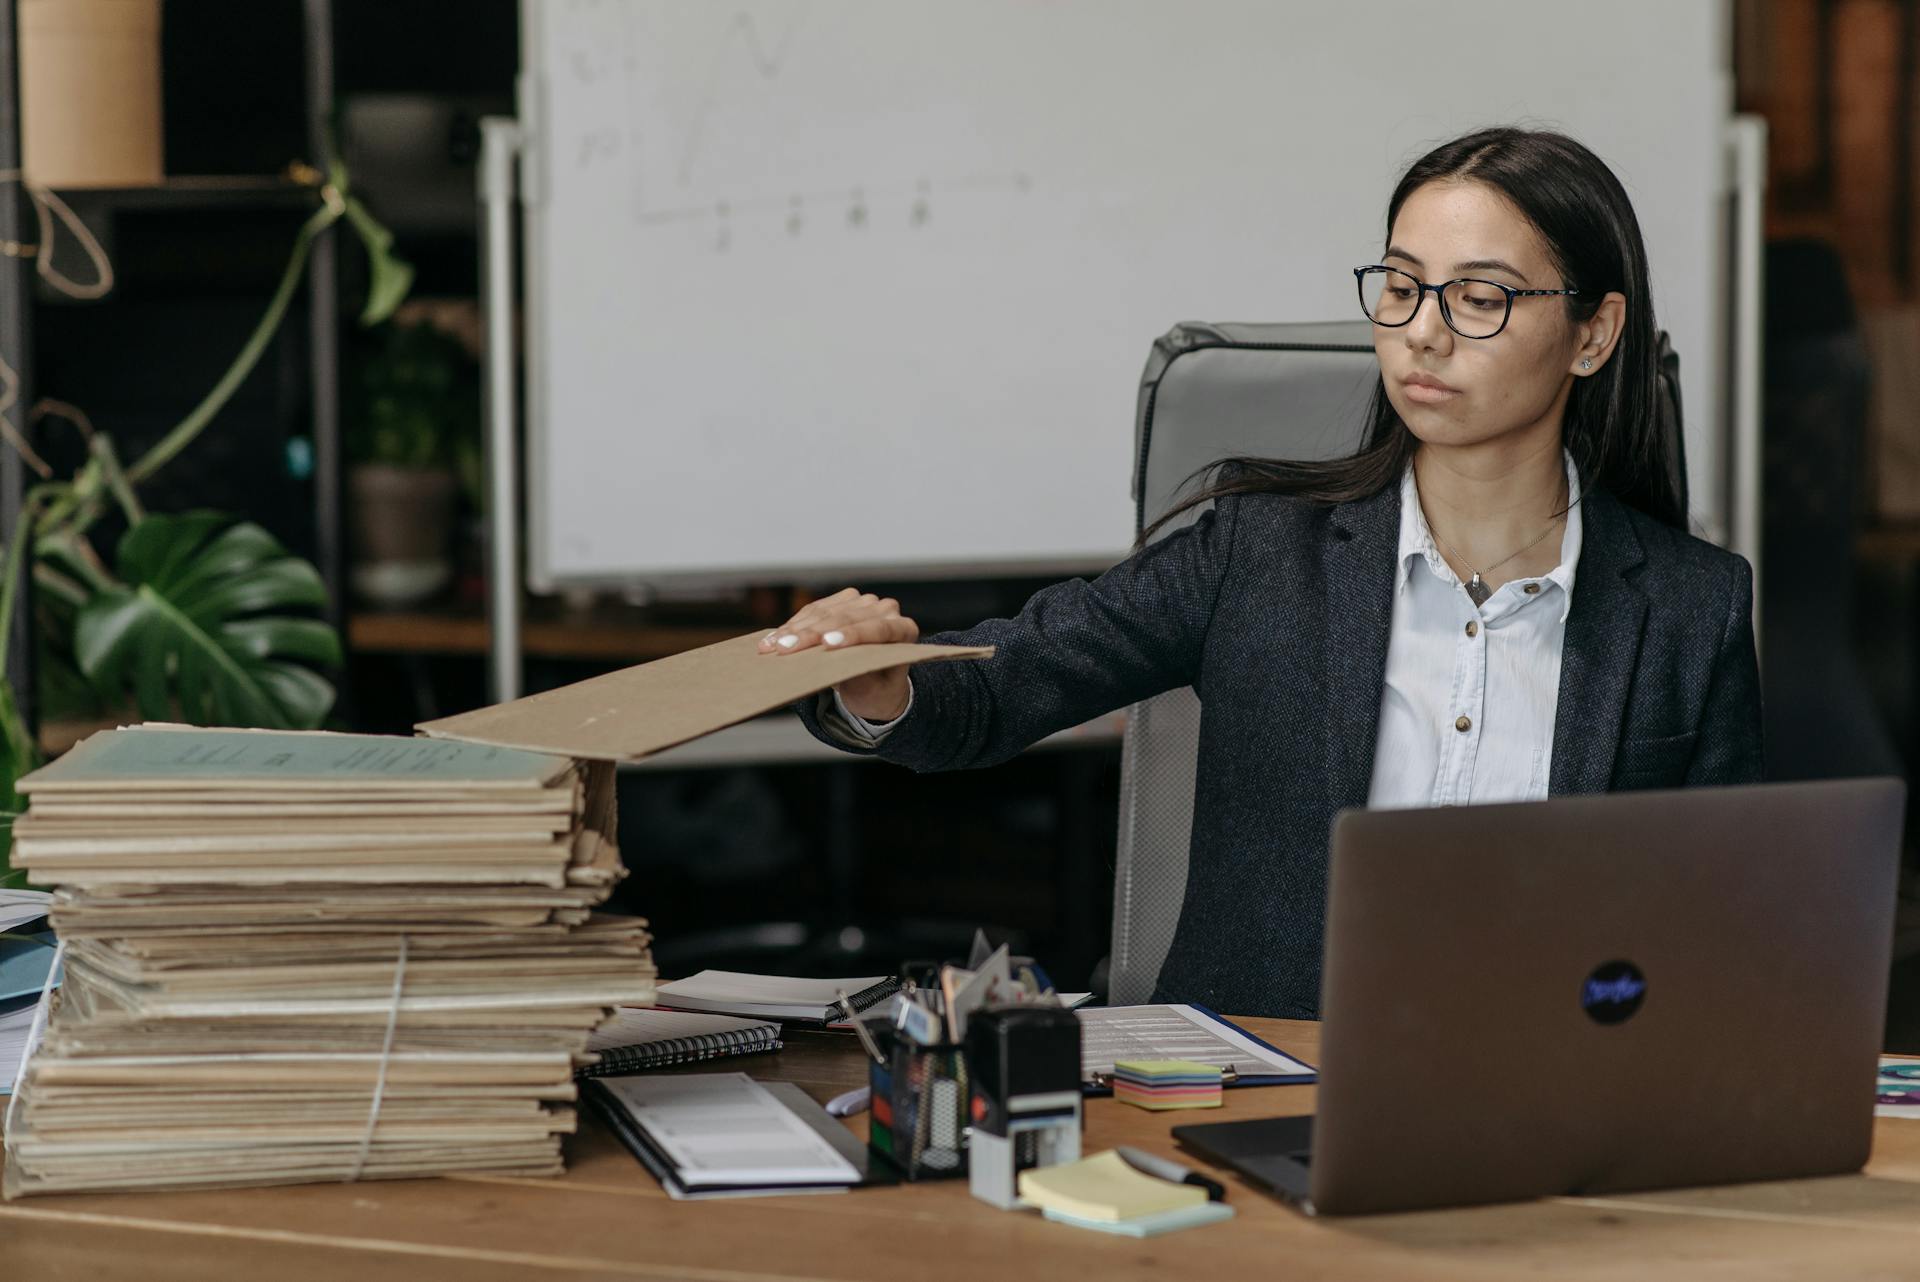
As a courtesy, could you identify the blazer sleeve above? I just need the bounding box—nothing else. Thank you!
[793,497,1240,772]
[1685,553,1765,786]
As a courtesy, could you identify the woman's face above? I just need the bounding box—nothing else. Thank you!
[1371,179,1604,453]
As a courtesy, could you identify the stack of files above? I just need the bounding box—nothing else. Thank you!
[1,725,657,1198]
[1017,1150,1235,1237]
[1112,1059,1225,1111]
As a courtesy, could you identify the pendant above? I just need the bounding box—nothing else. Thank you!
[1466,573,1491,607]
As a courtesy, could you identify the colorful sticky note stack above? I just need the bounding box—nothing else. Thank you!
[1112,1059,1224,1111]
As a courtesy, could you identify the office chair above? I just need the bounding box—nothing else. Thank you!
[1106,318,1689,1005]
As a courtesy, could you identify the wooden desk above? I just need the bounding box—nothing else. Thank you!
[6,1019,1920,1281]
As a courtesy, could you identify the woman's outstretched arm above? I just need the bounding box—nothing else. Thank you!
[772,499,1241,773]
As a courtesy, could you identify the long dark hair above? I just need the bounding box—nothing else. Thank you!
[1142,126,1684,543]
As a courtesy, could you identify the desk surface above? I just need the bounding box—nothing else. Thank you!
[6,1018,1920,1281]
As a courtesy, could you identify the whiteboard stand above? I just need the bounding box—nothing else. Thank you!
[479,116,524,704]
[1726,113,1769,660]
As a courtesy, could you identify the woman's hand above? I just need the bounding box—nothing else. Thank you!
[757,588,920,722]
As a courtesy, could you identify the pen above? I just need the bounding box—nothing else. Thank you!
[1115,1145,1228,1201]
[826,1085,872,1117]
[839,991,886,1065]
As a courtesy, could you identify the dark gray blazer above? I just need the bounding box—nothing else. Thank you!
[795,482,1763,1018]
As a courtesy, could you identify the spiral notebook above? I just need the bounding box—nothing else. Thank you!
[579,1008,782,1078]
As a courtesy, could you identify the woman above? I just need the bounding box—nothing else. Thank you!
[759,127,1762,1018]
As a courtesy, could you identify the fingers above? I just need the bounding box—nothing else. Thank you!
[762,588,856,642]
[758,589,856,651]
[757,591,916,654]
[817,614,920,650]
[759,590,860,649]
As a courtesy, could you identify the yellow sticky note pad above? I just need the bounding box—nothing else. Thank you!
[1018,1151,1208,1223]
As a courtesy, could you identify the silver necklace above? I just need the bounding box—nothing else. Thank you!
[1425,482,1578,607]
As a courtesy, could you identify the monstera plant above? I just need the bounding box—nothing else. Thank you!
[0,152,412,885]
[53,514,342,726]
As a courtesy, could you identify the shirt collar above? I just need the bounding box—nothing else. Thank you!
[1397,448,1584,623]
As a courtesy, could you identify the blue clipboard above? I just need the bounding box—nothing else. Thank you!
[0,931,59,1005]
[1078,1002,1318,1095]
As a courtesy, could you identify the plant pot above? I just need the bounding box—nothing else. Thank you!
[348,463,456,607]
[19,0,163,188]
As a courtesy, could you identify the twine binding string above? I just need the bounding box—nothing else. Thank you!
[3,938,65,1143]
[344,934,409,1183]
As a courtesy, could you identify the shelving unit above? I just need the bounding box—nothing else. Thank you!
[348,605,741,663]
[0,0,344,732]
[41,174,315,212]
[0,3,31,714]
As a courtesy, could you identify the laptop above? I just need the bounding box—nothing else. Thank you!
[1172,777,1907,1216]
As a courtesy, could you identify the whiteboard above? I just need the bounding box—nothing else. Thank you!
[519,0,1730,588]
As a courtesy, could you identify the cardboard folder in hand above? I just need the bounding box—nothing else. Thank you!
[416,631,992,762]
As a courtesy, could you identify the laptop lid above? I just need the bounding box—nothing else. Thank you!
[1308,777,1905,1215]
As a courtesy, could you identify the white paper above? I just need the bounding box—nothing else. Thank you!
[0,888,52,935]
[654,970,885,1020]
[597,1072,858,1186]
[1076,1004,1314,1082]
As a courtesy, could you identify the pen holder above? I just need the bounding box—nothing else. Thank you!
[867,1028,969,1179]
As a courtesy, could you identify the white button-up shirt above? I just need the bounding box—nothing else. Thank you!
[1365,451,1582,809]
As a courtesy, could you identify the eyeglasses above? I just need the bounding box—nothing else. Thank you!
[1353,265,1579,339]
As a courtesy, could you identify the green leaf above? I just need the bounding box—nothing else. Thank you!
[35,585,107,723]
[223,618,343,667]
[344,196,416,327]
[74,512,342,731]
[120,510,230,588]
[36,533,114,599]
[251,663,337,728]
[0,679,37,882]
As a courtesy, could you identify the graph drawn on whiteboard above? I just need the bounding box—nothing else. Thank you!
[550,0,1033,252]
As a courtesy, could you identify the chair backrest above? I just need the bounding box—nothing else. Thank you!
[1106,319,1687,1005]
[1109,320,1377,1006]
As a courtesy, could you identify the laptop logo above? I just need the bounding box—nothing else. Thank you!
[1581,960,1647,1025]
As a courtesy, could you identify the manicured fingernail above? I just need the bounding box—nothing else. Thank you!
[823,631,845,647]
[777,634,798,649]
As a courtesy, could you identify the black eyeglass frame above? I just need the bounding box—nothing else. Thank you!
[1352,264,1580,340]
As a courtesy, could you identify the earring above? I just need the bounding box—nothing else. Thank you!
[1580,358,1593,370]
